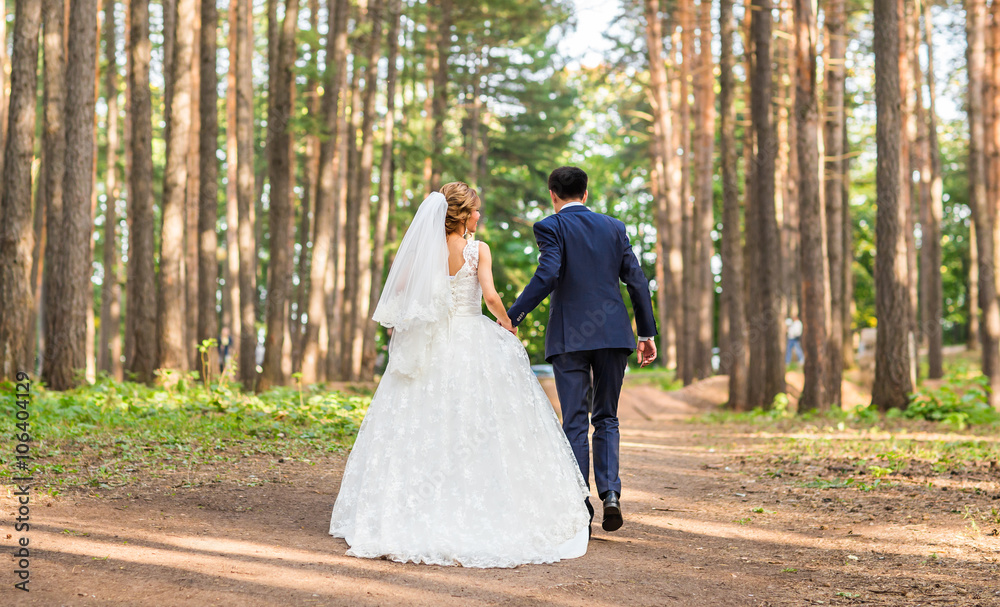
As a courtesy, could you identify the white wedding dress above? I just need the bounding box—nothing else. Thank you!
[329,239,591,568]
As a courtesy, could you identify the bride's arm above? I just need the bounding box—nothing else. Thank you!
[477,242,514,331]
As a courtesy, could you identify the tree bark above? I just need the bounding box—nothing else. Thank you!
[0,0,8,176]
[196,0,218,378]
[967,0,1000,406]
[679,0,695,385]
[694,0,715,379]
[823,0,846,406]
[365,0,403,379]
[258,0,300,390]
[719,0,747,410]
[747,0,785,408]
[184,0,202,371]
[922,0,944,379]
[39,0,66,380]
[157,0,195,372]
[235,0,257,390]
[429,0,451,191]
[44,0,97,390]
[794,0,827,412]
[899,0,918,381]
[125,0,156,383]
[222,0,240,364]
[98,0,122,379]
[873,0,915,410]
[0,0,42,380]
[305,0,348,383]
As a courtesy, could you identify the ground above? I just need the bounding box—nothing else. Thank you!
[4,375,1000,606]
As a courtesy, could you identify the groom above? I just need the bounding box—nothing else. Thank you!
[507,166,658,534]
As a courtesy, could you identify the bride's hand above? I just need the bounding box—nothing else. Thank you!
[498,318,517,336]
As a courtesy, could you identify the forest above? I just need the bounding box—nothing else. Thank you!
[0,0,988,414]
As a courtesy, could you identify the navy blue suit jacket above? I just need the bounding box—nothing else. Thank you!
[507,205,658,361]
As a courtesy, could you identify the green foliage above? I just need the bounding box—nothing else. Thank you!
[0,375,369,452]
[903,374,998,430]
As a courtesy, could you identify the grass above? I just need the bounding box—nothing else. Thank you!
[0,373,370,492]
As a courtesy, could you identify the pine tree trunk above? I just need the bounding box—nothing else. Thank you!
[340,56,362,379]
[365,0,403,379]
[968,0,1000,406]
[258,0,300,390]
[694,0,715,379]
[719,0,747,410]
[923,0,944,379]
[899,0,918,382]
[328,48,352,380]
[44,0,97,390]
[235,0,257,390]
[0,0,8,175]
[643,0,676,374]
[873,0,915,411]
[184,0,201,371]
[222,0,240,365]
[98,0,122,379]
[157,0,195,372]
[429,0,451,191]
[747,0,785,408]
[0,0,42,380]
[679,0,695,385]
[842,117,854,369]
[794,0,827,412]
[292,0,321,373]
[305,0,348,383]
[196,0,218,379]
[39,0,66,380]
[823,0,846,406]
[125,0,156,383]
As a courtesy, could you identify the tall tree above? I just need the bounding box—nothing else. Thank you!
[747,0,785,408]
[872,0,914,410]
[223,0,240,358]
[125,0,156,383]
[0,0,8,174]
[718,0,746,410]
[643,0,677,375]
[0,0,42,380]
[39,0,66,380]
[355,0,387,379]
[235,0,257,389]
[364,0,403,379]
[258,0,301,390]
[157,0,196,372]
[967,0,1000,407]
[693,0,715,379]
[44,0,98,390]
[98,0,122,379]
[429,0,452,191]
[824,0,846,406]
[185,0,202,371]
[302,0,349,383]
[922,0,944,379]
[197,0,218,377]
[794,0,827,411]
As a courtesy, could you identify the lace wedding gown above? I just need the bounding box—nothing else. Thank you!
[330,239,591,568]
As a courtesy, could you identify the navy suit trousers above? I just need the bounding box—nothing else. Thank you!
[551,348,630,497]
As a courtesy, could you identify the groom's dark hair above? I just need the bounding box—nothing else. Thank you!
[548,166,588,201]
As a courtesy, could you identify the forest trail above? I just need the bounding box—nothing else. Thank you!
[10,374,1000,607]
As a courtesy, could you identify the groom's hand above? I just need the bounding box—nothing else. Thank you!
[637,340,657,367]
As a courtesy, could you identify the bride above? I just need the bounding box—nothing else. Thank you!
[329,182,591,568]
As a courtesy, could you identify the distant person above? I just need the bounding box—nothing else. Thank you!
[786,314,804,364]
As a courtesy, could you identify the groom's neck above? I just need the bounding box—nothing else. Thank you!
[554,198,584,213]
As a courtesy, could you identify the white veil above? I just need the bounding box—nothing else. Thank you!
[372,192,451,377]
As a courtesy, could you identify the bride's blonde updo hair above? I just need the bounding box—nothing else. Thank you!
[441,182,481,236]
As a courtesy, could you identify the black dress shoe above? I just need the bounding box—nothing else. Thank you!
[601,491,623,532]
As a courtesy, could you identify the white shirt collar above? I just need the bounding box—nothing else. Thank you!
[558,202,586,212]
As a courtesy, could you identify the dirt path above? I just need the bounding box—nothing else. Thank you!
[5,379,1000,606]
